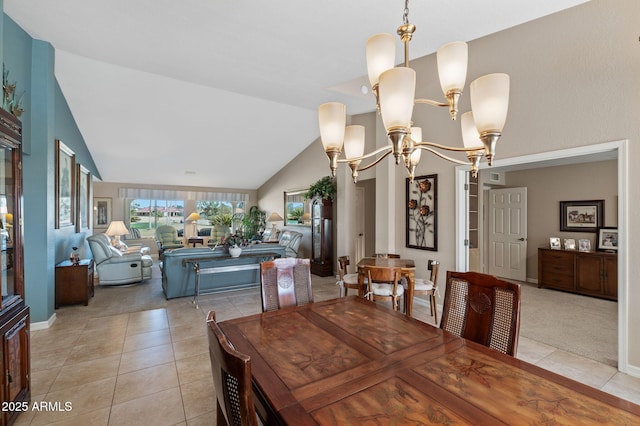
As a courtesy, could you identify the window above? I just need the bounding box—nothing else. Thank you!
[196,201,245,234]
[129,199,184,238]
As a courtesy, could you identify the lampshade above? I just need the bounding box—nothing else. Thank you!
[105,221,128,237]
[470,73,510,134]
[409,127,422,165]
[186,212,201,222]
[379,67,416,131]
[300,212,311,220]
[318,102,346,151]
[266,212,284,222]
[437,41,468,95]
[366,33,396,87]
[343,125,365,160]
[460,112,484,149]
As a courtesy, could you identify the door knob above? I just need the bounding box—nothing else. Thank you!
[517,238,526,241]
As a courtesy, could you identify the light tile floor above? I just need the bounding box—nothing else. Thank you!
[16,274,640,425]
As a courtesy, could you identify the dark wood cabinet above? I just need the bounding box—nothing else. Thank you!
[55,259,95,308]
[0,109,29,425]
[310,198,332,276]
[538,248,617,300]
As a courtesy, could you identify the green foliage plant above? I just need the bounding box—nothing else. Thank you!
[304,176,337,201]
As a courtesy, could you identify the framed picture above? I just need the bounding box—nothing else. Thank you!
[406,174,437,251]
[55,139,75,228]
[549,237,561,249]
[560,200,603,232]
[76,165,91,232]
[579,239,591,252]
[93,197,111,229]
[564,238,576,250]
[597,227,618,251]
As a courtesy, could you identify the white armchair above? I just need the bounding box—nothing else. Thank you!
[87,234,152,285]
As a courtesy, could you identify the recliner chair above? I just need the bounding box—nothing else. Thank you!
[87,234,152,285]
[278,230,303,258]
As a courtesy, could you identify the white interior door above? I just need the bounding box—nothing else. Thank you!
[488,187,528,281]
[354,187,365,263]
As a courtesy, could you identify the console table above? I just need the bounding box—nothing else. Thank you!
[55,259,95,308]
[538,248,617,300]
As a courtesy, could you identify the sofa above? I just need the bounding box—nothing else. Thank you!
[161,244,286,299]
[87,233,153,285]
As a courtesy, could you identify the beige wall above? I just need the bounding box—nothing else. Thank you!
[259,0,640,372]
[496,160,617,280]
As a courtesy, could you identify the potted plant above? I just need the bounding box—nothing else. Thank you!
[223,234,245,257]
[241,205,266,238]
[304,176,336,201]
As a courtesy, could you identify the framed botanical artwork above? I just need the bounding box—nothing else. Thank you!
[76,164,91,232]
[559,200,603,232]
[406,174,437,251]
[93,197,111,229]
[55,139,75,228]
[597,227,618,251]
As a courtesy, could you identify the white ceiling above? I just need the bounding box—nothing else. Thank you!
[4,0,589,189]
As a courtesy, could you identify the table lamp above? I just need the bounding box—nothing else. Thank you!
[186,212,202,237]
[300,212,311,225]
[266,212,283,236]
[105,220,129,248]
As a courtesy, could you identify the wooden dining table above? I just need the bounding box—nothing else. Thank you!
[219,296,640,425]
[356,257,417,316]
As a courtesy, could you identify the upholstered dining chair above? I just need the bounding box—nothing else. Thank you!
[260,258,313,312]
[440,271,521,356]
[362,265,404,311]
[404,259,440,324]
[337,255,368,297]
[206,311,258,426]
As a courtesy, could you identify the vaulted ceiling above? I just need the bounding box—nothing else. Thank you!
[4,0,589,189]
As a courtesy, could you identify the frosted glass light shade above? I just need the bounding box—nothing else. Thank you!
[318,102,346,151]
[379,67,416,131]
[410,126,422,143]
[470,73,510,133]
[366,33,396,87]
[343,125,365,160]
[460,112,483,149]
[437,41,468,94]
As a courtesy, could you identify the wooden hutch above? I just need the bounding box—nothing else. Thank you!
[310,197,333,276]
[0,108,30,425]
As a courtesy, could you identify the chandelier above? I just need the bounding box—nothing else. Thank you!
[318,0,510,182]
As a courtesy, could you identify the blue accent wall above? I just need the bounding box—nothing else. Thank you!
[3,14,101,323]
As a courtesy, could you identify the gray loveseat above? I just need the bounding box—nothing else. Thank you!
[161,244,286,299]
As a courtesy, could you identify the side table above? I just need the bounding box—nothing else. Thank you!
[55,259,95,308]
[188,236,204,247]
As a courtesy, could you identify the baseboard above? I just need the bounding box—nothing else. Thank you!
[30,313,57,331]
[624,363,640,379]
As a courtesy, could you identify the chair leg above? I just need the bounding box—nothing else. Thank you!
[430,294,438,325]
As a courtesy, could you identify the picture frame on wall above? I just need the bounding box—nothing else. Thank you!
[76,165,91,232]
[93,197,111,229]
[55,139,75,229]
[406,174,437,251]
[559,200,603,232]
[597,227,618,251]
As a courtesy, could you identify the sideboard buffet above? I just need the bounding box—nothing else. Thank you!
[538,247,617,301]
[0,108,29,425]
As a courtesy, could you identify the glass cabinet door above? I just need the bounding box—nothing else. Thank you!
[312,201,321,262]
[0,145,16,305]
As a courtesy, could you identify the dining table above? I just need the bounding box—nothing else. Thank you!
[219,296,640,425]
[356,256,417,316]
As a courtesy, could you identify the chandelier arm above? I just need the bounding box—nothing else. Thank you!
[415,98,448,108]
[415,141,483,154]
[356,150,393,172]
[415,146,470,165]
[336,145,392,163]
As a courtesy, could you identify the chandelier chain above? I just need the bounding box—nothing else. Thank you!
[403,0,410,25]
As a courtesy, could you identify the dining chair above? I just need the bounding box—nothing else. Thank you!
[404,259,440,324]
[372,253,401,258]
[440,271,521,356]
[337,255,367,297]
[362,265,404,311]
[206,311,258,426]
[260,258,313,312]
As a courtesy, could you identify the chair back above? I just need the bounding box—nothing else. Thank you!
[440,271,521,356]
[279,230,303,257]
[428,260,440,289]
[206,311,258,426]
[261,258,313,312]
[87,233,119,265]
[372,253,400,258]
[156,225,180,245]
[337,255,350,280]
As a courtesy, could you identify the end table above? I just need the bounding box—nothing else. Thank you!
[55,259,95,308]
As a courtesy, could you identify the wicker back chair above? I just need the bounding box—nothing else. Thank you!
[440,271,521,356]
[206,311,258,426]
[260,258,313,312]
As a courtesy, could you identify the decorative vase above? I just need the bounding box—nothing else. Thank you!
[229,245,242,258]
